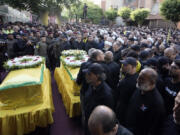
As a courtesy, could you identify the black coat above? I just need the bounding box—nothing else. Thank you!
[62,41,72,50]
[85,41,98,52]
[76,59,93,96]
[125,88,166,135]
[116,124,134,135]
[83,81,114,121]
[160,115,180,135]
[113,49,122,64]
[106,61,120,90]
[13,39,27,57]
[71,41,85,50]
[116,73,139,124]
[162,78,180,115]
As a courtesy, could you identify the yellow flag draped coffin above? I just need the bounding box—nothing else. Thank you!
[54,50,89,117]
[0,65,44,109]
[0,56,54,135]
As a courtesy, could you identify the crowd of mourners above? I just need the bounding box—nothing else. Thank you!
[0,22,180,135]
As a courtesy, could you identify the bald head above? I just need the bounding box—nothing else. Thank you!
[88,105,118,135]
[137,68,158,92]
[91,49,104,62]
[164,47,176,61]
[105,51,113,63]
[88,48,97,57]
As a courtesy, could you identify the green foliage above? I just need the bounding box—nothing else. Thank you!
[86,3,104,24]
[160,0,180,24]
[65,1,103,24]
[105,8,118,21]
[130,8,150,25]
[2,0,79,14]
[118,7,131,20]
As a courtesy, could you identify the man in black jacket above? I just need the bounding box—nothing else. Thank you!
[88,105,133,135]
[72,34,85,50]
[76,49,105,130]
[83,63,114,134]
[112,41,122,64]
[76,49,104,97]
[104,51,120,91]
[163,58,180,115]
[116,57,138,124]
[13,34,32,57]
[125,68,166,135]
[161,92,180,135]
[85,35,98,52]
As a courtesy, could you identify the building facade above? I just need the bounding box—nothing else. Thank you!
[88,0,124,11]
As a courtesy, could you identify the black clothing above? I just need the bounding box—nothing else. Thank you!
[6,39,16,58]
[47,42,64,70]
[162,78,180,115]
[97,61,116,92]
[116,73,139,124]
[156,75,166,97]
[25,44,34,55]
[13,39,27,57]
[46,37,55,46]
[113,49,122,64]
[13,32,19,39]
[72,41,85,50]
[76,59,93,96]
[83,81,114,120]
[0,42,7,71]
[125,88,166,135]
[62,41,71,50]
[161,115,180,135]
[106,61,120,90]
[117,124,134,135]
[85,41,98,52]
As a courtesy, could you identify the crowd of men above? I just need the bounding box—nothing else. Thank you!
[0,22,180,135]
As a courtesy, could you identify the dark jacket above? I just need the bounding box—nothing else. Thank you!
[25,44,34,55]
[72,41,85,50]
[84,81,114,121]
[13,39,27,57]
[62,41,71,50]
[85,41,98,52]
[46,37,55,46]
[117,124,134,135]
[113,49,122,64]
[125,88,166,135]
[162,78,180,115]
[106,61,120,90]
[76,59,93,96]
[160,115,180,135]
[116,73,139,124]
[6,39,16,58]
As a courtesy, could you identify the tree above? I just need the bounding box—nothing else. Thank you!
[65,1,82,22]
[2,0,79,14]
[130,8,150,26]
[160,0,180,27]
[105,8,118,21]
[65,1,103,24]
[118,7,131,20]
[86,4,103,24]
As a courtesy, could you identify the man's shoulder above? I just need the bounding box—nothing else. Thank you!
[109,61,119,67]
[117,125,134,135]
[101,82,112,94]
